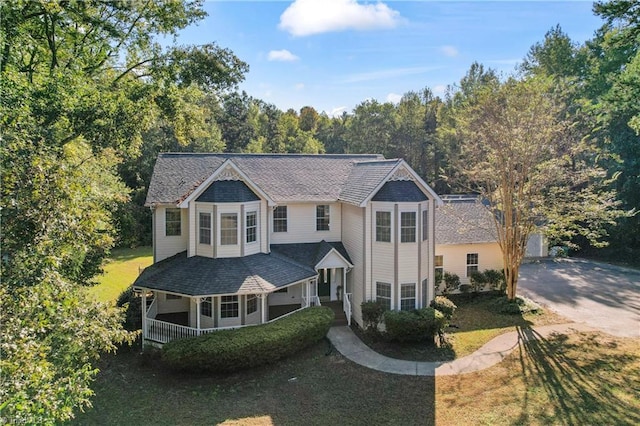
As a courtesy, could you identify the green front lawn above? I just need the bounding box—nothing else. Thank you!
[87,246,152,303]
[72,330,639,425]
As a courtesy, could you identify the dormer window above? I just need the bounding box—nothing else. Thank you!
[316,205,330,231]
[165,208,181,236]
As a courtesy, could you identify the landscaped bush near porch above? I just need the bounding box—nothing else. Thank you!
[384,307,446,343]
[161,306,334,373]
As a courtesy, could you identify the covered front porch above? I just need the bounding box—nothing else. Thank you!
[140,278,322,344]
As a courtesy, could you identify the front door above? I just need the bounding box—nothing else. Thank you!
[318,269,331,298]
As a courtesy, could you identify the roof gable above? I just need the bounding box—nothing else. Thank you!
[196,180,260,203]
[371,180,428,202]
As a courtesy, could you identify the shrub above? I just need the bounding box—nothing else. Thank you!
[458,283,472,293]
[443,272,461,294]
[161,306,334,373]
[483,269,506,291]
[469,271,487,293]
[361,300,385,332]
[430,296,457,321]
[116,285,142,331]
[384,307,446,343]
[491,296,542,315]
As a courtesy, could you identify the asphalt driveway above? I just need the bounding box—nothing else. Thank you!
[518,258,640,338]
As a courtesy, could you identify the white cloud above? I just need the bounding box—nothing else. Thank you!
[343,66,440,83]
[294,83,305,90]
[267,49,300,62]
[329,106,348,117]
[432,84,447,97]
[279,0,403,37]
[386,93,402,104]
[440,45,458,57]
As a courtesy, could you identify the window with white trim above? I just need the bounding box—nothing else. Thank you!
[400,283,416,311]
[165,209,181,236]
[273,206,287,232]
[316,205,330,231]
[201,297,212,317]
[246,211,257,244]
[199,212,211,245]
[422,208,429,241]
[220,213,238,245]
[466,253,479,277]
[220,295,239,318]
[376,211,391,242]
[247,294,258,315]
[376,282,391,310]
[401,212,416,243]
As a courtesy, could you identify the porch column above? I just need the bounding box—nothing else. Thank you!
[196,297,201,336]
[343,268,347,295]
[141,290,147,341]
[261,294,268,324]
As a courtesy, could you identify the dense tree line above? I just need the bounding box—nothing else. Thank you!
[0,0,636,422]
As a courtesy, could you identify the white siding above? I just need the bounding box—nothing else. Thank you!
[243,201,262,256]
[435,242,503,289]
[156,293,190,315]
[154,205,188,262]
[341,203,365,325]
[270,203,342,244]
[268,284,303,306]
[371,203,395,305]
[194,202,214,258]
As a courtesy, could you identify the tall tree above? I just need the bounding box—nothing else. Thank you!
[457,77,621,300]
[0,1,247,422]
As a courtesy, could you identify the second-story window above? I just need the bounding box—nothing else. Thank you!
[422,208,429,241]
[165,208,181,236]
[376,211,391,242]
[199,212,211,245]
[401,212,416,243]
[273,206,287,232]
[316,205,330,231]
[246,211,257,243]
[220,213,238,245]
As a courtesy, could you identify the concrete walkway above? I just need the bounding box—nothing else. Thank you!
[327,322,596,376]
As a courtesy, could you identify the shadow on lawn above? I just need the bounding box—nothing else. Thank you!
[514,328,640,425]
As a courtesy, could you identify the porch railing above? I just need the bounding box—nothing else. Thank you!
[343,293,352,326]
[146,318,200,343]
[146,297,158,319]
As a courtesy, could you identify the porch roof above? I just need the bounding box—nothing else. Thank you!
[270,241,353,269]
[133,251,316,297]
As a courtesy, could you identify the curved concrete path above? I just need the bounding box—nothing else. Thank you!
[327,322,596,376]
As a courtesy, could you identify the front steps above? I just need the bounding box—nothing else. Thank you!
[324,301,348,326]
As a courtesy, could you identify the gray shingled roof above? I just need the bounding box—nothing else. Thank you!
[371,180,428,202]
[435,196,498,245]
[133,251,317,296]
[146,153,385,206]
[196,180,260,203]
[271,241,353,269]
[337,159,400,205]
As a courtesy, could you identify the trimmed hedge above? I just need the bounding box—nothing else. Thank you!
[430,296,457,321]
[491,296,542,315]
[161,306,334,373]
[116,285,142,331]
[384,307,445,343]
[361,300,385,332]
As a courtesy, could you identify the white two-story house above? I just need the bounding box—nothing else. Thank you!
[135,153,442,344]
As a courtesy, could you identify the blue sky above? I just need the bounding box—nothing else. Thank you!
[175,1,603,116]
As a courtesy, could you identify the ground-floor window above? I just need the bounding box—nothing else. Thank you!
[400,283,416,311]
[201,297,212,317]
[220,295,239,318]
[246,294,258,315]
[466,253,479,277]
[376,282,391,310]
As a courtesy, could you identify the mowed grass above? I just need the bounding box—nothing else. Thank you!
[73,330,639,425]
[356,293,568,361]
[87,246,152,303]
